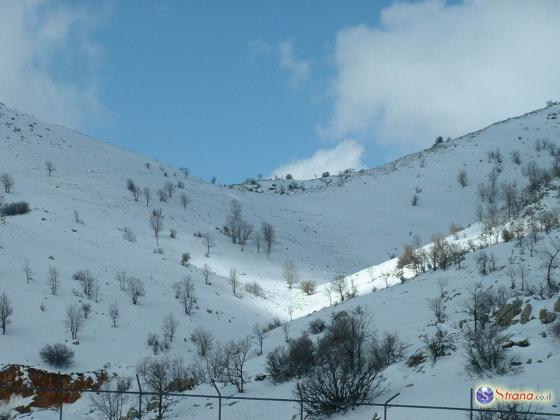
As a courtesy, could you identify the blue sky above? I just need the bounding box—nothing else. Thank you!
[2,1,560,183]
[91,0,393,183]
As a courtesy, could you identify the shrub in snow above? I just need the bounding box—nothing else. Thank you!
[550,321,560,340]
[300,280,317,295]
[370,332,407,370]
[40,343,74,368]
[299,308,384,416]
[244,281,265,298]
[308,318,326,334]
[180,253,190,266]
[287,334,315,378]
[122,226,137,242]
[463,326,516,375]
[423,327,456,363]
[147,333,168,355]
[406,351,426,367]
[266,346,291,383]
[1,201,30,216]
[475,402,541,419]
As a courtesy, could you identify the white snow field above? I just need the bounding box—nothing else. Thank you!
[1,101,560,419]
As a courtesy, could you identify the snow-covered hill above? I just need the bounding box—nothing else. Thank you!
[1,101,560,419]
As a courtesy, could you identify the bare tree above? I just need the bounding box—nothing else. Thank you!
[64,303,85,340]
[163,181,175,198]
[428,296,446,324]
[540,238,560,295]
[126,178,140,201]
[122,226,136,242]
[143,186,152,207]
[178,277,196,315]
[115,271,127,292]
[72,209,82,224]
[222,337,252,392]
[158,189,168,202]
[108,302,120,328]
[227,200,242,243]
[239,221,253,250]
[126,277,145,305]
[150,209,164,245]
[518,263,528,291]
[202,233,215,257]
[190,326,214,357]
[457,169,468,187]
[323,286,333,306]
[228,268,240,297]
[162,313,179,343]
[1,173,14,193]
[22,258,33,283]
[47,265,59,296]
[253,323,265,356]
[136,357,188,419]
[261,222,275,256]
[330,275,347,302]
[0,292,14,335]
[45,160,55,176]
[202,264,212,285]
[254,232,261,253]
[89,377,131,420]
[282,260,298,289]
[180,192,190,210]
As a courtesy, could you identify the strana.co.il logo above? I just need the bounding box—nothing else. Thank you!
[476,386,494,405]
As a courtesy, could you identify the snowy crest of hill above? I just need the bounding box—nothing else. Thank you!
[1,101,560,419]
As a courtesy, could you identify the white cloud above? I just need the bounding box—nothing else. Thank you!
[323,0,560,154]
[0,1,108,130]
[272,140,366,180]
[279,39,310,88]
[248,38,271,60]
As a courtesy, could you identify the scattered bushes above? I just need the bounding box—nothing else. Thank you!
[40,343,74,368]
[266,308,388,416]
[1,201,30,216]
[263,317,282,333]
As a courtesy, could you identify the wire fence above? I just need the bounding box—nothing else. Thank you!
[0,382,559,420]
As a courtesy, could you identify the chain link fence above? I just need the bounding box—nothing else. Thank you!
[0,383,558,419]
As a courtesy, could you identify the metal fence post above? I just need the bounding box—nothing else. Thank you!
[212,380,222,420]
[136,374,143,420]
[384,393,400,420]
[296,383,304,420]
[58,372,63,420]
[470,388,474,420]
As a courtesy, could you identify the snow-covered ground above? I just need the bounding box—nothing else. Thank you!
[1,102,560,419]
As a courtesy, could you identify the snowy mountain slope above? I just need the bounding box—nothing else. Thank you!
[0,101,560,419]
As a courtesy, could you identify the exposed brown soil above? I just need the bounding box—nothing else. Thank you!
[0,364,107,414]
